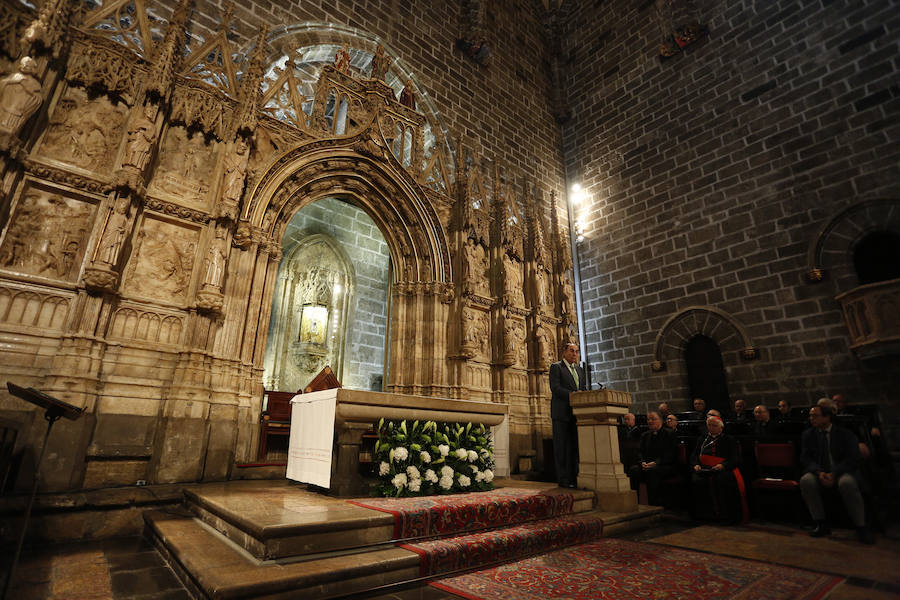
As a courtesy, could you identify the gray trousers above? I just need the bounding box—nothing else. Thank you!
[799,472,865,527]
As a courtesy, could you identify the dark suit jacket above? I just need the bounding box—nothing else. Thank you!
[549,360,586,421]
[638,428,677,466]
[800,424,860,478]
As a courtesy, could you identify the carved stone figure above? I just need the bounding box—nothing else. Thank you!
[0,56,43,147]
[535,324,554,370]
[369,45,391,80]
[123,219,196,301]
[122,103,157,171]
[221,138,250,208]
[42,91,125,171]
[535,268,550,309]
[204,225,228,288]
[559,269,574,315]
[97,197,129,266]
[334,44,351,74]
[461,305,478,356]
[399,80,416,110]
[503,253,524,306]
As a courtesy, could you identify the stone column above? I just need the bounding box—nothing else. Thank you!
[571,388,637,512]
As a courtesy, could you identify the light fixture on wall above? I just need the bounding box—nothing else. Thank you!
[570,184,587,243]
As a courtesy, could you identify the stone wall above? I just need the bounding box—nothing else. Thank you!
[561,0,899,443]
[274,197,390,391]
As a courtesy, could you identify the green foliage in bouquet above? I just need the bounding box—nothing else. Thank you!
[373,418,496,497]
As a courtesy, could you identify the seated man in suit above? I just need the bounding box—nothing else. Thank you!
[690,415,746,523]
[627,411,677,506]
[730,398,750,422]
[657,402,671,419]
[800,404,873,544]
[619,412,642,440]
[752,404,776,438]
[549,343,585,488]
[665,413,679,433]
[776,399,793,421]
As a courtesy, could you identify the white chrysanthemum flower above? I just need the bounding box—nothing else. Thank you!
[420,451,431,463]
[379,461,390,476]
[392,473,408,489]
[458,474,471,487]
[440,465,454,478]
[475,471,485,482]
[425,469,438,483]
[406,465,420,479]
[483,469,494,483]
[470,465,479,474]
[438,444,450,457]
[480,448,491,458]
[455,448,468,460]
[467,450,478,462]
[439,475,453,490]
[393,447,408,461]
[408,477,421,492]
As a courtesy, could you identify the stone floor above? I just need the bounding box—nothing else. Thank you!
[3,510,899,599]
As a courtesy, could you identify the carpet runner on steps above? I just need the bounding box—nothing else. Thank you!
[430,538,844,600]
[400,512,604,576]
[347,487,575,539]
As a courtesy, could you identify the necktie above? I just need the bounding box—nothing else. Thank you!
[569,363,578,387]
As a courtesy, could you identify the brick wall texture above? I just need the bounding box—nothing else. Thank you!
[560,0,899,430]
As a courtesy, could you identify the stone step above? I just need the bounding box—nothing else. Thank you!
[184,480,596,560]
[146,503,664,600]
[144,508,420,600]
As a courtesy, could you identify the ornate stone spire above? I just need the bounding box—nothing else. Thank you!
[21,0,76,59]
[232,25,269,138]
[145,0,192,103]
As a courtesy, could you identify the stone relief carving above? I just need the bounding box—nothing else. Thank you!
[474,309,490,359]
[148,126,216,207]
[503,316,526,367]
[122,218,197,302]
[121,102,158,172]
[40,88,126,172]
[534,323,554,371]
[95,196,130,266]
[218,138,249,220]
[503,252,524,307]
[108,306,184,346]
[202,224,228,289]
[66,38,140,103]
[0,56,42,150]
[0,188,95,280]
[462,236,490,297]
[0,285,70,331]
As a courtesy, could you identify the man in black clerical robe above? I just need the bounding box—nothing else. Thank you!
[627,411,677,505]
[690,415,745,523]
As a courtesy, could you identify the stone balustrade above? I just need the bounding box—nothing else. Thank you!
[835,278,900,359]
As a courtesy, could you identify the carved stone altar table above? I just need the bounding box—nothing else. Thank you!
[571,388,638,512]
[288,388,509,496]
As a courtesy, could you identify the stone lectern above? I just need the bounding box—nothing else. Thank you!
[571,388,638,512]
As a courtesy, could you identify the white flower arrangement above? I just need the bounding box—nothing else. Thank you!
[373,419,495,497]
[392,473,407,489]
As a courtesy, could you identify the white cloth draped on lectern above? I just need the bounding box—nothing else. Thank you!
[286,391,336,488]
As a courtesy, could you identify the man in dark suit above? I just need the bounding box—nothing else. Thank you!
[799,404,873,544]
[628,411,678,505]
[549,342,585,488]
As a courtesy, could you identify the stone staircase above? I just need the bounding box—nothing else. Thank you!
[144,480,662,599]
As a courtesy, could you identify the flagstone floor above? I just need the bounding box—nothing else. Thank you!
[3,507,898,599]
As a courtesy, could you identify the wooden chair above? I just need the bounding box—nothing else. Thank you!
[752,441,805,521]
[257,391,297,462]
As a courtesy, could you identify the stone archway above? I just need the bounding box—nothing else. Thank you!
[239,126,453,399]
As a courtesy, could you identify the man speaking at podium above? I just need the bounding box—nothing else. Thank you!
[549,343,586,488]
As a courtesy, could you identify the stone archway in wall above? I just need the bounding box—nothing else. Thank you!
[650,306,759,410]
[241,128,453,401]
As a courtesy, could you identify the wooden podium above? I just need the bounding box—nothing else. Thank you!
[570,388,637,512]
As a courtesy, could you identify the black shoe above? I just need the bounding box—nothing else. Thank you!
[857,527,875,545]
[810,522,831,537]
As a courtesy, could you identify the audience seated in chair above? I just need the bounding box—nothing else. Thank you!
[657,402,671,419]
[730,398,751,422]
[627,411,678,506]
[664,413,678,433]
[690,415,748,524]
[776,399,793,422]
[619,412,642,440]
[752,405,776,438]
[799,404,874,544]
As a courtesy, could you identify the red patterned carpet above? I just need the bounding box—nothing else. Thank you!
[430,538,843,600]
[401,513,604,576]
[347,488,575,539]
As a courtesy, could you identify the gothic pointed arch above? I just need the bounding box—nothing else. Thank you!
[651,306,759,372]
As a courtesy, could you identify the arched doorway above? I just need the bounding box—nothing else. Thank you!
[685,334,731,412]
[262,197,391,392]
